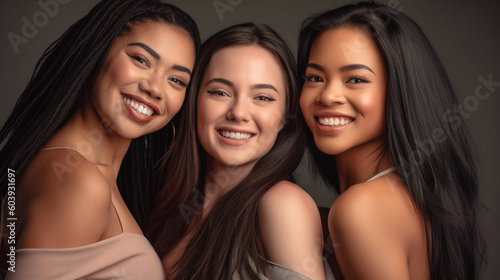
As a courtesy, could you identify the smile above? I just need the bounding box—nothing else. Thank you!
[123,96,154,116]
[318,117,353,126]
[219,130,253,140]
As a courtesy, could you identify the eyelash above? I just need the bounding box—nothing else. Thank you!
[129,54,188,87]
[169,77,187,87]
[207,90,276,102]
[303,75,324,83]
[303,74,371,84]
[346,76,370,84]
[256,95,276,102]
[130,54,149,67]
[207,90,229,97]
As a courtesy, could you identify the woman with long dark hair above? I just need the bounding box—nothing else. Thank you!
[146,23,333,279]
[298,1,485,280]
[0,0,199,278]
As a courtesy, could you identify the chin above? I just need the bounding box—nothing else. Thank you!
[216,153,256,168]
[220,158,249,167]
[314,140,342,156]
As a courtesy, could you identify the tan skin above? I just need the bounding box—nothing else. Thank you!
[15,21,195,250]
[163,45,326,280]
[300,26,429,280]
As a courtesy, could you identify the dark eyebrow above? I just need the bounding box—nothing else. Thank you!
[129,42,192,76]
[128,42,159,60]
[307,63,375,75]
[207,79,279,94]
[207,78,234,87]
[306,63,325,72]
[340,64,375,75]
[251,84,279,94]
[173,65,192,76]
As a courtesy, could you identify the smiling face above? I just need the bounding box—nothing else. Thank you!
[300,26,387,156]
[91,20,195,139]
[197,45,286,168]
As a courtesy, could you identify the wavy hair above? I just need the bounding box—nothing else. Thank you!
[146,23,304,279]
[298,2,485,279]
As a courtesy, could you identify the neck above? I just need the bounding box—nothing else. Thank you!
[202,156,255,213]
[335,137,394,193]
[46,102,131,178]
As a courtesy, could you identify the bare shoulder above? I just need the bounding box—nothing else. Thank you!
[258,181,326,280]
[259,180,318,214]
[328,174,419,279]
[18,149,113,249]
[330,173,416,237]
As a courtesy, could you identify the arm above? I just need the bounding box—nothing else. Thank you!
[258,181,326,280]
[328,182,412,280]
[18,152,113,249]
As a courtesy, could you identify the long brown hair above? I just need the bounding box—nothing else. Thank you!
[145,23,304,279]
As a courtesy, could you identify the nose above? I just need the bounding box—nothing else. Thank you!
[316,82,346,106]
[139,73,163,99]
[226,96,250,122]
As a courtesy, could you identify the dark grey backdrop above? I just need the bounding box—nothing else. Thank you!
[1,0,498,278]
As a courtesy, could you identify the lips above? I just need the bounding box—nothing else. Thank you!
[122,94,160,115]
[216,128,255,146]
[123,95,154,116]
[122,93,161,123]
[313,112,354,133]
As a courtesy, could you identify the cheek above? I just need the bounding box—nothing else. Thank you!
[107,58,135,84]
[299,94,306,113]
[196,98,222,142]
[258,107,284,137]
[356,89,386,136]
[168,92,187,117]
[93,60,134,103]
[358,88,386,117]
[299,92,316,129]
[299,91,314,116]
[197,98,218,127]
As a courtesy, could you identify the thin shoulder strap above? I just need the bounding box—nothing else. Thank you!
[39,146,79,152]
[110,200,125,234]
[40,146,125,233]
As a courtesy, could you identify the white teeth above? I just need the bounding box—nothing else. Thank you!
[123,96,154,116]
[220,130,252,140]
[318,117,353,126]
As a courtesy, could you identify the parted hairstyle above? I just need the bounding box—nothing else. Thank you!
[145,23,304,279]
[298,2,485,280]
[0,0,200,225]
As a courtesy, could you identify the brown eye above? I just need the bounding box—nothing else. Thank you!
[207,90,229,97]
[346,77,369,84]
[168,77,187,87]
[303,75,324,83]
[129,54,149,67]
[255,95,276,101]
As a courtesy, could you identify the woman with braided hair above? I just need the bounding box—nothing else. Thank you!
[0,0,199,278]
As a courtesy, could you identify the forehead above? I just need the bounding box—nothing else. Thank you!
[205,45,285,87]
[116,21,195,64]
[208,45,279,72]
[309,26,383,69]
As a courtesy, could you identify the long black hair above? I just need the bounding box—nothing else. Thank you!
[0,0,200,224]
[146,23,304,279]
[298,2,485,279]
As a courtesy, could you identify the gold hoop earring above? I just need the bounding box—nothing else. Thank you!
[170,122,176,142]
